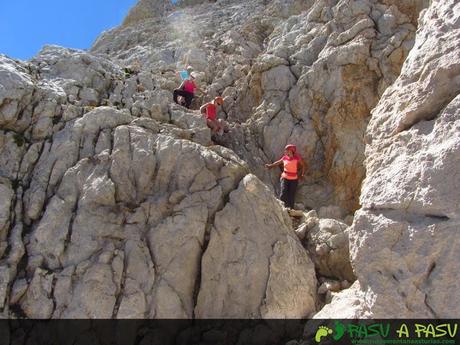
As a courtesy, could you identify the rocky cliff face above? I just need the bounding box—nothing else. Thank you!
[316,0,460,318]
[0,0,458,320]
[92,0,429,213]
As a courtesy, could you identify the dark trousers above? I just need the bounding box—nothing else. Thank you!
[173,89,194,108]
[280,178,298,209]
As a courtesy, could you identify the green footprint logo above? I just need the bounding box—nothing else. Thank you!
[315,326,333,343]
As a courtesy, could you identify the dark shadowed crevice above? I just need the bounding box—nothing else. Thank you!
[61,197,80,263]
[112,244,128,319]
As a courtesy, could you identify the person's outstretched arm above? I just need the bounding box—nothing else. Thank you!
[195,83,206,95]
[265,159,283,169]
[200,103,208,115]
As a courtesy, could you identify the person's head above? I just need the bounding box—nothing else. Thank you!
[284,144,296,157]
[214,96,224,106]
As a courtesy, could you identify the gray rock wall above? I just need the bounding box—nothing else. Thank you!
[92,0,430,212]
[0,34,317,318]
[316,0,460,318]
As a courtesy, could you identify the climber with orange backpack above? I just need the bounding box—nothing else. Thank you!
[200,96,227,135]
[265,144,305,209]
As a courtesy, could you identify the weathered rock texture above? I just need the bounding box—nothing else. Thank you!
[0,0,459,322]
[0,12,318,316]
[123,0,173,27]
[316,0,460,318]
[196,175,317,318]
[92,0,431,212]
[307,218,355,282]
[0,50,318,317]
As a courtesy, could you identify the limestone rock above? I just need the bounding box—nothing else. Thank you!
[314,281,371,318]
[0,56,35,130]
[294,223,308,240]
[2,48,315,318]
[10,278,28,305]
[261,65,296,92]
[0,131,26,181]
[24,114,248,317]
[210,0,426,212]
[20,268,55,319]
[0,55,66,138]
[317,0,460,318]
[318,279,342,294]
[0,178,13,257]
[307,219,355,282]
[32,45,123,106]
[92,0,420,213]
[0,266,10,310]
[0,0,457,322]
[318,205,347,221]
[122,0,173,27]
[195,174,317,318]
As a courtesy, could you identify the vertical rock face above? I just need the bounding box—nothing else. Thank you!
[122,0,173,27]
[0,32,316,317]
[111,0,427,213]
[216,0,427,211]
[17,104,255,318]
[316,0,460,318]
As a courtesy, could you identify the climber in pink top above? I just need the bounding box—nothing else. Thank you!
[173,71,205,109]
[265,144,306,209]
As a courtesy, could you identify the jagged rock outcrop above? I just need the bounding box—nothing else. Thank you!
[196,175,317,318]
[9,104,248,318]
[94,0,425,211]
[0,17,318,316]
[316,0,460,318]
[123,0,173,27]
[217,0,429,211]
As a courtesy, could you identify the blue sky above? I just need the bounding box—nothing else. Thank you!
[0,0,139,60]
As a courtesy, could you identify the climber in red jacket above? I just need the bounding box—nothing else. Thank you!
[265,144,305,209]
[200,96,227,135]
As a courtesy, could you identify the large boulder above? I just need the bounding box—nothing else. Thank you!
[307,218,355,282]
[195,174,317,318]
